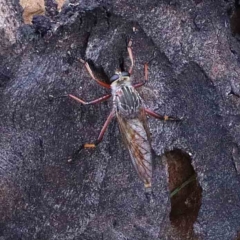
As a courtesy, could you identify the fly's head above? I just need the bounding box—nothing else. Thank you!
[110,71,131,93]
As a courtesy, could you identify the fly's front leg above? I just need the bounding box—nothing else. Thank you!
[134,63,148,88]
[68,110,115,162]
[127,39,134,75]
[145,108,180,121]
[79,59,111,89]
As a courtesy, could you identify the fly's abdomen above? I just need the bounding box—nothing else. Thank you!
[125,118,152,187]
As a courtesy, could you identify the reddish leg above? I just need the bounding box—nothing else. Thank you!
[68,110,115,162]
[145,108,180,121]
[134,63,148,88]
[80,59,111,89]
[48,94,111,105]
[127,40,134,75]
[68,94,111,105]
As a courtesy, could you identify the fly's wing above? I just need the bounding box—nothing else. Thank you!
[116,108,152,188]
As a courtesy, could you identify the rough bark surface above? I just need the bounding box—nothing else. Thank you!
[1,0,240,239]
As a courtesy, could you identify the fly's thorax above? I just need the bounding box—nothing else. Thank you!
[110,70,132,92]
[110,76,131,92]
[112,84,143,117]
[109,71,143,117]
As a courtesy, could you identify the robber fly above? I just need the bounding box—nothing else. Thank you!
[51,40,178,194]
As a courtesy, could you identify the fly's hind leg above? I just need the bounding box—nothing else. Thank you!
[144,108,181,121]
[68,110,115,162]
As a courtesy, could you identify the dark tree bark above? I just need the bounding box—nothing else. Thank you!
[1,0,240,239]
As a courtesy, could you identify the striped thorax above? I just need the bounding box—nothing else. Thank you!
[111,71,143,118]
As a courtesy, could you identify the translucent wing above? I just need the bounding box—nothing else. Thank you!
[116,108,152,189]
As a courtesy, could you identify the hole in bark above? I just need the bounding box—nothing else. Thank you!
[165,149,202,238]
[113,219,117,227]
[230,1,240,36]
[193,0,202,4]
[1,6,6,14]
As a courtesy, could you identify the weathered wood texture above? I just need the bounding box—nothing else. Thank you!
[0,0,240,239]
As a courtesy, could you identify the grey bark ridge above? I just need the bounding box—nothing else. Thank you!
[0,1,240,240]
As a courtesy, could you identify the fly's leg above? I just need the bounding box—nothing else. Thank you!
[80,59,111,89]
[127,39,134,75]
[68,94,111,105]
[68,110,115,162]
[48,94,111,105]
[49,94,112,162]
[134,63,148,88]
[145,108,180,121]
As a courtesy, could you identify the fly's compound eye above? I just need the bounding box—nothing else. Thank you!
[121,72,130,77]
[110,74,119,83]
